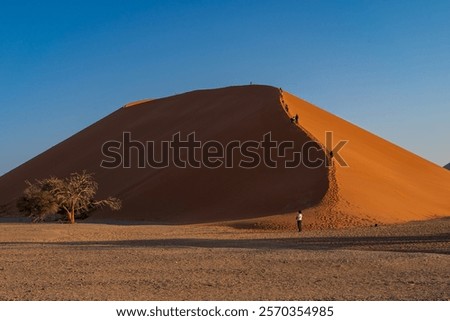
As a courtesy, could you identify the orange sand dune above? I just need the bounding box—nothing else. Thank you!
[0,85,448,228]
[281,92,450,227]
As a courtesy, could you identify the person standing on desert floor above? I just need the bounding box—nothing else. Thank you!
[296,210,303,232]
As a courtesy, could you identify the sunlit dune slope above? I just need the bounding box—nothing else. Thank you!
[281,91,450,227]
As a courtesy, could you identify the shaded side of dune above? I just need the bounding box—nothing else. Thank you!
[0,85,330,223]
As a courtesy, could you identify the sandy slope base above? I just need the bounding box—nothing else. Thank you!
[0,219,449,300]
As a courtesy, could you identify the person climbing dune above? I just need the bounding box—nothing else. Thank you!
[291,114,299,124]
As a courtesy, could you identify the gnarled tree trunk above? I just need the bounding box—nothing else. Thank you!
[69,209,75,224]
[65,208,75,224]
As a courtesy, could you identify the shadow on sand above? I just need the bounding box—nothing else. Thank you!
[1,233,449,255]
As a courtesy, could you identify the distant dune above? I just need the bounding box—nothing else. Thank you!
[0,85,449,229]
[445,163,450,170]
[122,98,153,108]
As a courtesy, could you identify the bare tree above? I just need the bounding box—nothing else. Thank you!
[17,171,121,223]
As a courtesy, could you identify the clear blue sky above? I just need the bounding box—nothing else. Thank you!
[1,0,449,175]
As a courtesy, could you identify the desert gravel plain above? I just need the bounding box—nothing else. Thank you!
[0,218,448,301]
